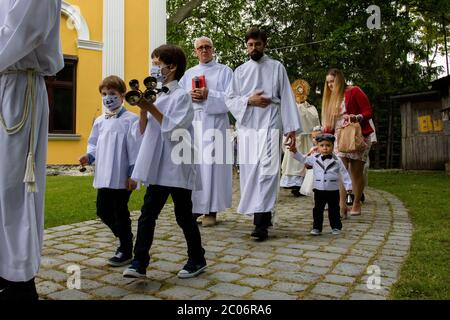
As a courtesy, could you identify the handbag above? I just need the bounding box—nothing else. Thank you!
[337,122,367,153]
[300,169,314,197]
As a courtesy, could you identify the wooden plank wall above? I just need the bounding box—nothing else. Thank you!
[401,99,450,170]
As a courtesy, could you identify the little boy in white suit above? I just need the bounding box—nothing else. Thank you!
[289,133,352,235]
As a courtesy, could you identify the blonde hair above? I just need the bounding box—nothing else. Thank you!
[321,68,346,131]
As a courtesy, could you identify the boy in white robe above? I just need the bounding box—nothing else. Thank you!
[225,27,302,241]
[79,76,141,267]
[179,36,233,227]
[0,0,63,300]
[123,45,206,279]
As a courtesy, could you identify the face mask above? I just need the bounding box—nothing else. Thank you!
[151,65,168,83]
[102,95,122,110]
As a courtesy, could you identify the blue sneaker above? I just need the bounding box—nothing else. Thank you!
[123,261,146,279]
[177,260,207,279]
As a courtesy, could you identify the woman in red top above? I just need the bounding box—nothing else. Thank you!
[321,68,374,217]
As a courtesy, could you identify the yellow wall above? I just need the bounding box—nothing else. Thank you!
[48,0,150,164]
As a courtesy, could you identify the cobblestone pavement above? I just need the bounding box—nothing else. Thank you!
[37,178,412,300]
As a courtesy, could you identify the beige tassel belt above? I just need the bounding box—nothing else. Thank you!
[0,69,39,193]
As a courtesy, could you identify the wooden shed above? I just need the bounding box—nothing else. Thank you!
[391,76,450,170]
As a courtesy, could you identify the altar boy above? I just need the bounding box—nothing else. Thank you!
[123,44,206,279]
[79,75,141,267]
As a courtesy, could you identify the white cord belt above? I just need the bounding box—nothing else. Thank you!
[0,69,39,192]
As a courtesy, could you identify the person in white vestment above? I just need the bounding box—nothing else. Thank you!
[0,0,63,300]
[79,75,141,268]
[280,80,320,197]
[225,27,302,241]
[179,36,233,227]
[123,45,206,279]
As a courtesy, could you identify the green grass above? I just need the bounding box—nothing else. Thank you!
[44,176,148,229]
[369,170,450,300]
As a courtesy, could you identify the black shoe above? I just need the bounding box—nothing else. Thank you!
[291,189,303,197]
[108,250,133,267]
[361,193,365,203]
[251,226,268,241]
[177,259,207,279]
[0,278,38,301]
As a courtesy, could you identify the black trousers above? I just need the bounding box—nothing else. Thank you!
[96,188,133,254]
[133,185,205,268]
[313,189,342,232]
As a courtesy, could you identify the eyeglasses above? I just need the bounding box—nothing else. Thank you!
[196,45,212,51]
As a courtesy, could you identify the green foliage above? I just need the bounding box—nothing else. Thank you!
[167,0,448,107]
[369,171,450,299]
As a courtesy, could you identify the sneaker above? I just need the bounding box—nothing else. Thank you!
[331,228,341,235]
[310,229,322,236]
[177,260,207,279]
[108,251,132,267]
[123,261,146,279]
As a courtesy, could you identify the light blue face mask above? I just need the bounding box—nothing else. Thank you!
[102,95,122,110]
[150,65,168,83]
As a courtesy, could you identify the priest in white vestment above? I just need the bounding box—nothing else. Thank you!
[179,36,233,227]
[280,80,320,196]
[225,27,302,241]
[0,0,64,300]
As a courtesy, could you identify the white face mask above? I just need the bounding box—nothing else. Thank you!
[151,65,171,83]
[102,95,122,110]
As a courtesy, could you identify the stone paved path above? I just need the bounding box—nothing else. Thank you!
[37,178,412,300]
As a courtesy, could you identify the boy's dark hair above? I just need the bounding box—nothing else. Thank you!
[245,27,267,44]
[151,44,187,81]
[98,75,127,94]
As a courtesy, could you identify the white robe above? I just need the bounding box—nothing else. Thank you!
[179,60,233,214]
[0,0,63,282]
[225,55,302,215]
[131,80,201,191]
[280,101,320,187]
[87,108,141,189]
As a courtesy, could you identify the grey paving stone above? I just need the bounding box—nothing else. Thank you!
[219,255,241,263]
[151,260,182,273]
[271,272,321,284]
[121,294,161,300]
[48,289,92,300]
[36,281,65,296]
[208,271,243,282]
[251,289,297,300]
[153,252,186,263]
[240,258,269,267]
[238,277,273,289]
[124,280,162,293]
[38,269,69,283]
[209,263,241,272]
[305,258,334,268]
[91,286,131,298]
[159,286,212,300]
[59,253,89,262]
[271,282,308,294]
[208,283,253,297]
[167,277,211,289]
[333,263,367,277]
[275,248,304,256]
[324,274,355,285]
[266,261,302,272]
[239,267,273,276]
[99,273,136,286]
[81,257,108,268]
[79,279,104,290]
[311,283,349,298]
[302,265,329,275]
[303,251,341,260]
[349,292,386,300]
